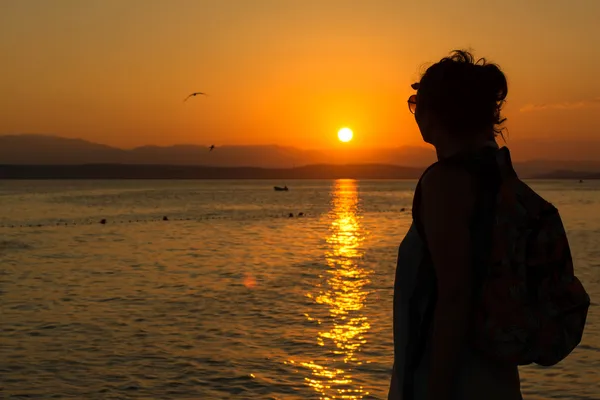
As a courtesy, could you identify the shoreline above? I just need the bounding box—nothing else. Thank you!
[1,164,599,180]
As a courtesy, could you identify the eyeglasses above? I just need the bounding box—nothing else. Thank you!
[408,94,417,114]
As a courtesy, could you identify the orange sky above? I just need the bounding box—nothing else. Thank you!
[1,0,599,153]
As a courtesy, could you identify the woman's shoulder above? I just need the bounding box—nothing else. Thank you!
[416,161,476,222]
[420,160,474,195]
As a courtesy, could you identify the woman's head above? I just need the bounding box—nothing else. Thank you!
[409,50,508,146]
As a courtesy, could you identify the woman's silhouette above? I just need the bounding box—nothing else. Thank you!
[389,50,522,400]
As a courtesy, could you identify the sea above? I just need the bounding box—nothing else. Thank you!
[0,179,598,399]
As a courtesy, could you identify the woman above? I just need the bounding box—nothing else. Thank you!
[388,50,522,400]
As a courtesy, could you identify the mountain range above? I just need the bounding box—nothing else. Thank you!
[1,134,599,179]
[0,134,436,167]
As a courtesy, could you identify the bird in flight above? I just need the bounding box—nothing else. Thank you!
[184,92,207,102]
[209,145,215,152]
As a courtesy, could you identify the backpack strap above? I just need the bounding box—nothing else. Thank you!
[496,146,518,179]
[496,147,553,220]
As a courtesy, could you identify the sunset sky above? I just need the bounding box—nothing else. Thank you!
[1,0,599,155]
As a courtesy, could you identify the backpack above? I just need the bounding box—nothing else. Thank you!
[471,147,590,366]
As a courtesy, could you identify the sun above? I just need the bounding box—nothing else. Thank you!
[337,127,353,143]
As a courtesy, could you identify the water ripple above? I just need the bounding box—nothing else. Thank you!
[0,180,598,399]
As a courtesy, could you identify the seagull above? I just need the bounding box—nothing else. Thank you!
[209,145,215,152]
[184,92,207,102]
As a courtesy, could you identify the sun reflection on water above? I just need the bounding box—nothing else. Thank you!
[295,179,371,399]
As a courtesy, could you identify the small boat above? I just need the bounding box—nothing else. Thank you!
[274,186,289,191]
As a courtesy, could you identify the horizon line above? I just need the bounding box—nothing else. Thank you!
[1,162,427,169]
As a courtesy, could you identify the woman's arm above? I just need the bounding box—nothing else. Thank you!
[420,164,475,400]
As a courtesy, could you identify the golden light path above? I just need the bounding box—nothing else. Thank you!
[295,179,371,399]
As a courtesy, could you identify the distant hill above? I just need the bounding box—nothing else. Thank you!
[2,164,600,180]
[0,134,435,168]
[0,134,126,164]
[0,134,328,168]
[0,164,424,180]
[514,159,600,178]
[1,134,599,178]
[532,170,600,180]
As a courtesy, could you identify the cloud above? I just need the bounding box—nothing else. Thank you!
[519,97,600,112]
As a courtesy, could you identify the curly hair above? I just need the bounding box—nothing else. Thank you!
[416,50,508,137]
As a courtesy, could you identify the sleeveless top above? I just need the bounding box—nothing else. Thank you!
[392,145,523,400]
